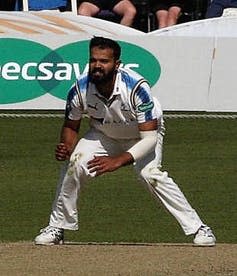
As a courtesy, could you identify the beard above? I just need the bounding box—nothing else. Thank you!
[89,67,116,85]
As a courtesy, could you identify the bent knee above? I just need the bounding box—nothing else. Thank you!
[125,6,136,17]
[69,151,84,164]
[140,165,168,184]
[141,165,160,180]
[115,3,136,17]
[68,152,97,178]
[67,152,87,174]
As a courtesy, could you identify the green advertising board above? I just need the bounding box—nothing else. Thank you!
[0,38,161,104]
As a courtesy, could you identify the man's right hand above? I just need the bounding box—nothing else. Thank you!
[55,143,70,161]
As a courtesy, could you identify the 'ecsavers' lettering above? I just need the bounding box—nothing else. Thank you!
[0,62,82,80]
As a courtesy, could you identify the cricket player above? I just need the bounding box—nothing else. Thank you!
[34,36,216,246]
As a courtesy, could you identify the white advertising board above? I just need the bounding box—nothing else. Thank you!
[0,12,237,111]
[208,38,237,111]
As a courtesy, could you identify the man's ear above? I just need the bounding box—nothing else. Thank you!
[116,60,121,69]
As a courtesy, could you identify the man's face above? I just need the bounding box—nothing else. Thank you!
[89,46,120,84]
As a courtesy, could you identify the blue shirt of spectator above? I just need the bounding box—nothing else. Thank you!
[206,0,237,18]
[29,0,67,10]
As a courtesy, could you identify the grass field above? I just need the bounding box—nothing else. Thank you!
[0,114,236,244]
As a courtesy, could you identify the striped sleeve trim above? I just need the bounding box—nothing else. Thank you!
[130,79,148,110]
[75,80,84,111]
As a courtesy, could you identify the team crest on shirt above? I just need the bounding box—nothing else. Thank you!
[137,102,154,112]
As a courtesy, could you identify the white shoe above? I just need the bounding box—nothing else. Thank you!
[193,225,216,246]
[34,226,64,245]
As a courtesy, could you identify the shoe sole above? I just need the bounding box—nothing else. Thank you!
[193,242,216,247]
[34,240,64,246]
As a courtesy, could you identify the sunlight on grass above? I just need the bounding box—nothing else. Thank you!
[0,116,236,243]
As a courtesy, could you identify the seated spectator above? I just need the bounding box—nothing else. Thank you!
[150,0,185,28]
[0,0,17,10]
[77,0,137,27]
[206,0,237,18]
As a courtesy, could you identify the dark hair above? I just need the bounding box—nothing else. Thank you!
[89,36,121,60]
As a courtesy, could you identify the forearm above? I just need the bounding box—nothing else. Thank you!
[127,130,158,161]
[104,130,158,169]
[55,119,81,161]
[60,126,79,154]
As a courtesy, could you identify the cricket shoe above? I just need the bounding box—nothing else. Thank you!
[193,225,216,246]
[34,226,64,245]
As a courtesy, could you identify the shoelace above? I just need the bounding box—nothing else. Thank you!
[40,226,61,234]
[199,226,213,236]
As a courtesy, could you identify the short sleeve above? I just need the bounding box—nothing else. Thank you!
[65,84,83,120]
[132,81,157,123]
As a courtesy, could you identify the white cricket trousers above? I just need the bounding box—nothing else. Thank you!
[49,128,203,235]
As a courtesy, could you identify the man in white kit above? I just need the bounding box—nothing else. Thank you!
[34,36,216,246]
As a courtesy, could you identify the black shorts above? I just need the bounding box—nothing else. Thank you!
[151,0,185,12]
[79,0,123,10]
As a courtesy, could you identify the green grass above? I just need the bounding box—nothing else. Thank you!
[0,116,236,243]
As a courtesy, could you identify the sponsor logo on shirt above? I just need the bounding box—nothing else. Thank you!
[138,102,154,112]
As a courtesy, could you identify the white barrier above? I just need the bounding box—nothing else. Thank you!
[149,17,237,111]
[0,12,237,112]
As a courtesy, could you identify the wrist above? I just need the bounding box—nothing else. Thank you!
[117,152,134,167]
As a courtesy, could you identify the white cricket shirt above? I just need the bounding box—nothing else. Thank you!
[65,68,162,139]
